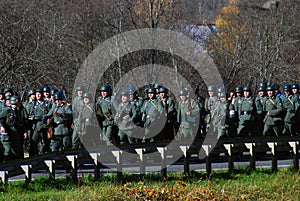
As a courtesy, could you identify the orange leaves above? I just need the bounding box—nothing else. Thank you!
[117,180,229,200]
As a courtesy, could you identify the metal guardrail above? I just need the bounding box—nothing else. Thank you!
[0,136,299,185]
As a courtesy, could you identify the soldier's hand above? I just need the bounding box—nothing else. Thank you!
[24,133,28,139]
[123,115,130,121]
[0,127,5,133]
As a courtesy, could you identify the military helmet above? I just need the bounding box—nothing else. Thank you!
[291,84,299,90]
[158,87,168,94]
[27,89,36,96]
[10,95,20,105]
[217,87,225,93]
[243,86,251,92]
[76,85,85,92]
[235,86,243,93]
[273,83,280,90]
[219,92,226,98]
[120,91,129,96]
[259,82,267,88]
[35,88,43,94]
[5,95,11,101]
[54,92,63,100]
[42,86,51,93]
[147,87,156,94]
[207,85,214,91]
[83,92,92,99]
[100,84,112,93]
[153,83,161,89]
[283,84,291,91]
[128,88,137,96]
[257,86,265,92]
[266,86,274,91]
[3,87,13,95]
[179,88,188,96]
[50,88,58,96]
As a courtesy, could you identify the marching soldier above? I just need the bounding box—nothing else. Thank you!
[237,87,257,136]
[255,85,266,136]
[177,88,200,139]
[158,87,176,141]
[96,84,117,145]
[263,86,283,136]
[72,85,85,149]
[128,88,144,127]
[282,84,296,136]
[0,96,28,162]
[204,85,218,134]
[141,87,164,143]
[115,91,138,145]
[42,86,53,110]
[75,92,97,147]
[46,92,72,152]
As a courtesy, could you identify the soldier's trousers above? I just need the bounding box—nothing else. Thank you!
[283,121,293,136]
[50,135,71,152]
[72,129,81,149]
[263,122,282,137]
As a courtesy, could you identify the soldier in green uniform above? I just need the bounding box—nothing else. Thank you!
[28,89,50,156]
[96,84,117,145]
[75,92,97,147]
[141,87,164,142]
[281,84,297,136]
[115,91,138,145]
[204,85,218,134]
[177,88,200,139]
[0,96,28,162]
[237,87,257,136]
[72,85,85,149]
[255,85,266,136]
[43,86,53,110]
[158,87,176,141]
[46,92,72,152]
[0,89,4,111]
[212,92,233,139]
[263,86,283,136]
[128,88,144,128]
[3,88,14,97]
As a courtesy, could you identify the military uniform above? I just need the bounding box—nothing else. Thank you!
[255,86,266,136]
[96,84,117,145]
[204,85,218,133]
[263,87,283,136]
[237,87,257,136]
[177,89,200,139]
[282,85,297,136]
[47,93,72,152]
[128,88,144,127]
[115,91,138,145]
[0,96,28,162]
[141,87,164,142]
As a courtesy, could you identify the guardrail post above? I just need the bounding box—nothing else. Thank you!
[0,171,8,186]
[112,151,123,180]
[21,165,32,185]
[45,160,55,180]
[267,142,278,172]
[202,145,211,176]
[224,144,234,172]
[157,147,167,178]
[245,143,256,170]
[66,155,78,183]
[180,146,190,176]
[135,148,145,176]
[90,153,101,180]
[288,141,299,171]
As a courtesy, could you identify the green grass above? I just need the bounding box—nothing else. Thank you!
[0,167,299,201]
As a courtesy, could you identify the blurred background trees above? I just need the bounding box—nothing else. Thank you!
[0,0,299,98]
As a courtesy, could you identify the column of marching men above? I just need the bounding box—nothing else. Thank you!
[0,82,300,163]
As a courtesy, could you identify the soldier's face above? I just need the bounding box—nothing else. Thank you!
[56,99,62,105]
[208,91,214,97]
[220,97,226,102]
[6,100,10,106]
[180,95,186,101]
[30,94,36,101]
[292,89,298,94]
[159,92,166,98]
[121,95,128,103]
[101,91,108,98]
[0,94,3,100]
[267,90,273,97]
[148,93,155,99]
[84,98,90,104]
[77,90,83,97]
[11,104,17,109]
[258,91,264,97]
[44,92,50,98]
[129,94,134,100]
[244,91,250,98]
[284,91,290,96]
[36,92,42,100]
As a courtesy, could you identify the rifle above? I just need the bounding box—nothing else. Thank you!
[20,84,28,103]
[46,104,62,139]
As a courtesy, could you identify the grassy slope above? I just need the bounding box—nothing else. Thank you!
[0,168,299,201]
